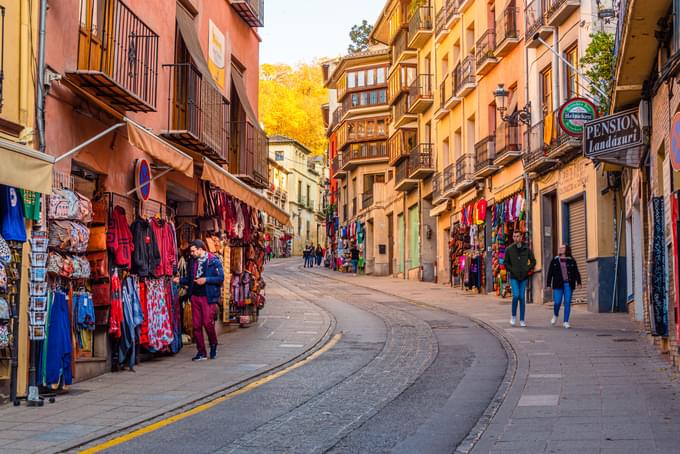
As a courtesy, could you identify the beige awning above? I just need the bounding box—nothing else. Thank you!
[0,139,54,194]
[126,120,194,178]
[175,4,222,93]
[232,67,264,133]
[201,158,291,226]
[429,201,450,217]
[494,176,525,201]
[457,188,479,208]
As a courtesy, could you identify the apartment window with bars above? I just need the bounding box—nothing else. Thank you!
[565,44,579,99]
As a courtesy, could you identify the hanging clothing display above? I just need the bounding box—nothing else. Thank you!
[145,278,174,351]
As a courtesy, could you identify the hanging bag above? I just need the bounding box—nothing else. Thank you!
[0,234,11,264]
[87,226,108,252]
[92,281,111,307]
[0,324,9,348]
[0,298,11,319]
[91,197,108,226]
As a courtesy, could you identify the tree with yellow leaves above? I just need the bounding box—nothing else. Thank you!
[259,63,328,156]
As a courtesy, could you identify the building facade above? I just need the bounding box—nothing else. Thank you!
[268,136,327,256]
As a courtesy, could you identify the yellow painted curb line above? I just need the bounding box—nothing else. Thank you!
[81,332,343,453]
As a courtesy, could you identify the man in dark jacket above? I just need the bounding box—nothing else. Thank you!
[175,240,224,361]
[503,231,536,327]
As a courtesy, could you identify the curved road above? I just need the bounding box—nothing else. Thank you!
[98,260,508,453]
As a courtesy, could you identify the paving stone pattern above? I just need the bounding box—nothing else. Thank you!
[310,266,680,454]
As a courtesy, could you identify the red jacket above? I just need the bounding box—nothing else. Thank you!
[107,206,134,268]
[150,218,177,277]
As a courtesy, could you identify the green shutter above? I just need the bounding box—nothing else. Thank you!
[409,205,420,269]
[398,214,405,273]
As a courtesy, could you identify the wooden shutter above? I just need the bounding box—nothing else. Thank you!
[568,198,587,303]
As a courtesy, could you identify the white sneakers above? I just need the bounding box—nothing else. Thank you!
[551,316,557,326]
[520,321,527,327]
[563,322,570,329]
[510,317,516,326]
[509,317,527,327]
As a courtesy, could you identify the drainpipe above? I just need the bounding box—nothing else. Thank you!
[523,38,533,305]
[418,181,423,281]
[36,0,48,152]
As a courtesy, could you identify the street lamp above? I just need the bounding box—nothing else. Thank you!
[493,84,531,126]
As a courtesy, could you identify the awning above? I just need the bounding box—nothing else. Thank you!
[0,139,54,194]
[457,188,479,208]
[494,176,525,201]
[176,4,222,93]
[232,67,264,133]
[429,201,450,217]
[126,120,194,177]
[201,158,291,226]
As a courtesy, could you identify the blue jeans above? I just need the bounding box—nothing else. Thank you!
[510,278,527,321]
[553,283,573,322]
[351,259,358,273]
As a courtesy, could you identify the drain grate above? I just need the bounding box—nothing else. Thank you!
[613,338,637,342]
[596,334,613,337]
[428,321,469,330]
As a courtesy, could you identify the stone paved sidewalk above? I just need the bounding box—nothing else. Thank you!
[310,267,680,454]
[0,269,333,454]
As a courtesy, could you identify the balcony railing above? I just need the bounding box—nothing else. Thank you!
[544,0,580,25]
[232,121,268,188]
[229,0,264,27]
[474,135,498,176]
[362,191,374,209]
[544,108,582,158]
[524,120,558,173]
[161,63,229,163]
[392,28,416,66]
[394,94,416,128]
[388,128,417,165]
[496,5,519,53]
[455,154,475,185]
[408,74,434,114]
[475,30,497,73]
[435,0,459,37]
[72,0,159,112]
[409,144,435,178]
[443,163,456,192]
[408,4,433,47]
[525,0,544,40]
[332,106,344,128]
[432,172,442,201]
[495,121,522,164]
[395,159,416,191]
[454,56,476,96]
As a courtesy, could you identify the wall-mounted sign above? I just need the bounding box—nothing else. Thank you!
[671,112,680,171]
[559,97,598,137]
[135,159,152,201]
[208,20,226,91]
[583,108,644,168]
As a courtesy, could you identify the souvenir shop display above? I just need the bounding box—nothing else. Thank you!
[450,199,487,292]
[490,192,526,297]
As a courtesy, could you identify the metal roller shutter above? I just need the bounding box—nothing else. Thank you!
[568,199,588,303]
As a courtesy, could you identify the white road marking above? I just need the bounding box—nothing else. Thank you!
[518,394,559,406]
[280,344,304,348]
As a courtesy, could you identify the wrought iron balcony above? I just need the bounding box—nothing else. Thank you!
[408,74,434,114]
[408,4,434,48]
[524,120,559,174]
[362,191,374,209]
[495,5,520,57]
[454,56,476,97]
[394,95,417,129]
[474,135,499,178]
[161,63,229,164]
[435,0,460,41]
[475,30,498,75]
[70,0,159,112]
[495,121,522,165]
[331,154,346,179]
[545,0,580,26]
[231,121,268,188]
[331,106,344,128]
[229,0,264,27]
[395,159,417,192]
[442,163,457,196]
[392,28,417,66]
[455,154,475,191]
[408,144,435,179]
[544,109,582,160]
[432,172,443,203]
[525,0,552,47]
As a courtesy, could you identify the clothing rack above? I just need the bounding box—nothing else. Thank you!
[104,192,176,224]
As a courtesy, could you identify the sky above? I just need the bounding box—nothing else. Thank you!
[259,0,385,65]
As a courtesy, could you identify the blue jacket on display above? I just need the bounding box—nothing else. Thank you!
[181,253,224,305]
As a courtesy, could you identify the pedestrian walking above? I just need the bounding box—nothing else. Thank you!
[174,240,224,361]
[315,244,323,266]
[303,244,310,268]
[546,244,582,329]
[503,231,536,327]
[350,243,360,275]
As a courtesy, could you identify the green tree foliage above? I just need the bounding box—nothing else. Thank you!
[259,63,328,156]
[348,20,374,54]
[580,31,615,113]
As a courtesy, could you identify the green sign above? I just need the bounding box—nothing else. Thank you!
[558,97,598,137]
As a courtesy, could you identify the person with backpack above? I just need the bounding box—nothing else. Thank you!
[546,244,582,329]
[503,231,536,327]
[174,240,224,361]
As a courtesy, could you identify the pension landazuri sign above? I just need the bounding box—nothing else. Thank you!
[583,108,644,168]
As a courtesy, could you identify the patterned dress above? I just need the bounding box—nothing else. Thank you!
[145,278,174,351]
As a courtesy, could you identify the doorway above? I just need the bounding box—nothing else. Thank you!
[387,213,394,275]
[541,191,558,302]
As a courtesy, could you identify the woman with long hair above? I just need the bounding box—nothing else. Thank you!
[546,244,582,328]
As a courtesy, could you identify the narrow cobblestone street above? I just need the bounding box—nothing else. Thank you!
[0,258,678,453]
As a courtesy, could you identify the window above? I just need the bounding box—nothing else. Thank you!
[306,184,311,206]
[357,70,366,87]
[347,72,356,88]
[377,67,386,83]
[367,69,375,85]
[565,44,579,99]
[541,65,553,115]
[297,180,302,203]
[297,217,301,235]
[352,93,359,107]
[360,92,369,105]
[375,173,386,183]
[378,89,387,104]
[275,150,284,161]
[370,91,378,104]
[306,221,310,240]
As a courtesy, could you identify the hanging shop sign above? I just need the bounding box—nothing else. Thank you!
[134,159,152,201]
[671,112,680,171]
[583,108,644,168]
[559,97,598,137]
